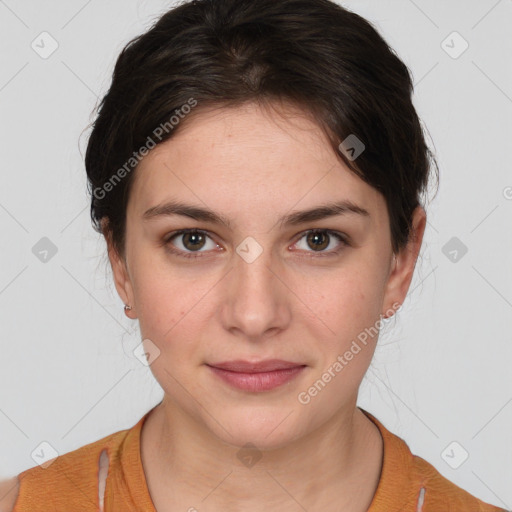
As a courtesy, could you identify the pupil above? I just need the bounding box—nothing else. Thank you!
[308,232,328,251]
[185,232,204,250]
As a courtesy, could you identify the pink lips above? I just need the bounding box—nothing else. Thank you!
[206,359,306,392]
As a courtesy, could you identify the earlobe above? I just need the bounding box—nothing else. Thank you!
[382,206,427,318]
[381,254,399,319]
[110,249,137,318]
[102,217,137,317]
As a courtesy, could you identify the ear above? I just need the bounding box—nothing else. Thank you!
[101,217,137,318]
[381,206,426,318]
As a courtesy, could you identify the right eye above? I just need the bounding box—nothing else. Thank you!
[164,229,222,259]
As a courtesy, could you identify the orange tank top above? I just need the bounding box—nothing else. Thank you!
[12,407,508,511]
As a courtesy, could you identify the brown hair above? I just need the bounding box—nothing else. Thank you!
[85,0,438,259]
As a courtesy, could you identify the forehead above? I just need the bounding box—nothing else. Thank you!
[128,102,386,226]
[137,102,335,176]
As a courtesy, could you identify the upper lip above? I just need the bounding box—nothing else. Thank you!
[207,359,305,373]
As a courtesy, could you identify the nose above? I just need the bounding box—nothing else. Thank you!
[219,239,291,341]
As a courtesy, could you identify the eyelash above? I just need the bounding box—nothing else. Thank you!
[163,228,349,260]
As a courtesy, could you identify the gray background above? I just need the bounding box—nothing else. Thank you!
[0,0,511,508]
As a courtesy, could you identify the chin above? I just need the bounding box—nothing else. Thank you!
[206,405,306,451]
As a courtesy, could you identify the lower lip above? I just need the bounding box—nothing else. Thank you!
[207,365,306,392]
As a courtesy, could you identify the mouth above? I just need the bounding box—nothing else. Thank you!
[206,359,307,392]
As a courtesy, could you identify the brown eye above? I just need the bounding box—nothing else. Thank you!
[306,231,330,251]
[165,229,219,259]
[293,229,347,256]
[181,231,207,251]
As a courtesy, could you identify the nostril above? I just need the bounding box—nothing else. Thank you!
[98,448,110,512]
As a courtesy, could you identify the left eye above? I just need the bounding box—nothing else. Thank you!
[293,229,347,255]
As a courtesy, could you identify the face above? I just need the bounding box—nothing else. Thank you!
[108,101,425,449]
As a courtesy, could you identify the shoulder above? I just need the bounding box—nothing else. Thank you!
[0,477,19,512]
[361,409,508,512]
[10,425,131,511]
[410,449,508,511]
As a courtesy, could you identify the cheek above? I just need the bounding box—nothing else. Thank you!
[130,257,219,352]
[307,277,382,391]
[296,269,385,391]
[130,262,187,339]
[133,277,204,384]
[300,265,384,335]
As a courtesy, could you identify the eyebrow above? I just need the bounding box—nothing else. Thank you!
[142,199,370,227]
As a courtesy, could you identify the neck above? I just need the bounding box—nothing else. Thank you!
[141,396,383,512]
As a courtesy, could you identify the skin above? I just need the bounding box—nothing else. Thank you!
[106,101,426,512]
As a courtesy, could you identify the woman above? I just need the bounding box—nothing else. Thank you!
[1,0,507,510]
